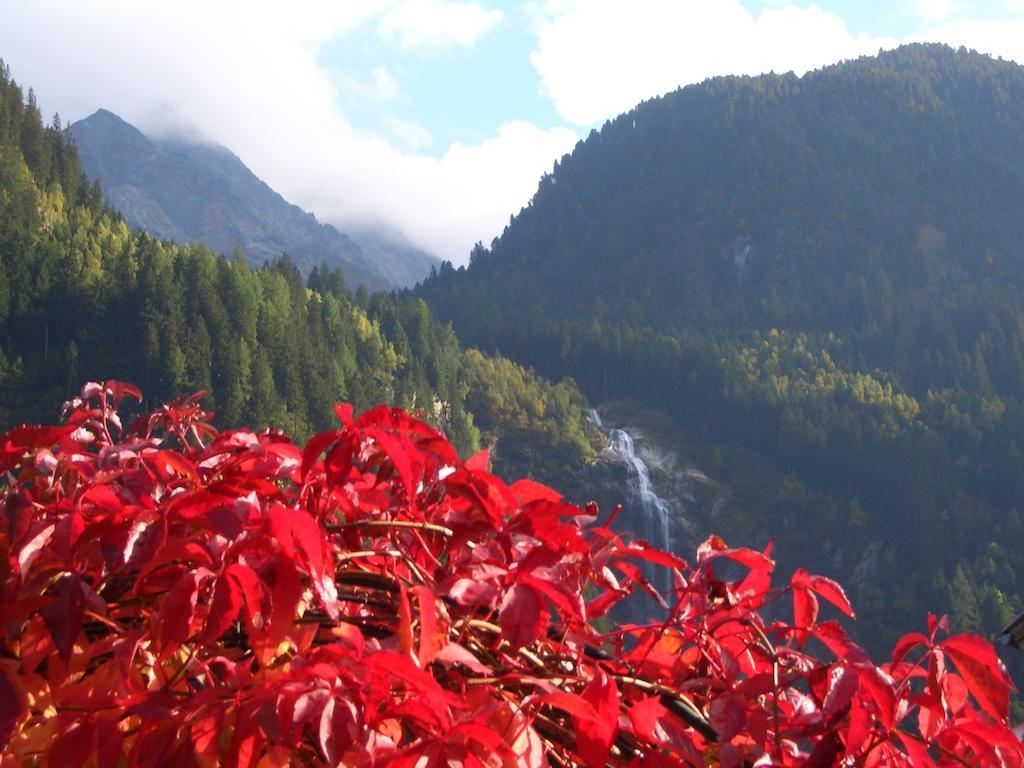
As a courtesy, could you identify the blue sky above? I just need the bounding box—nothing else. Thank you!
[323,4,565,155]
[3,1,1024,263]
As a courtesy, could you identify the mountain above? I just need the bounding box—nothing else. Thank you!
[70,109,437,290]
[420,44,1024,651]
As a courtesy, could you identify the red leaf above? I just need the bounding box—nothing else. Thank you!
[509,477,562,504]
[806,732,847,768]
[50,720,95,768]
[440,576,497,607]
[397,585,414,658]
[415,585,439,666]
[269,505,338,619]
[0,662,27,750]
[791,573,819,635]
[574,670,619,768]
[805,572,856,618]
[891,631,930,668]
[844,699,873,757]
[710,693,746,743]
[105,380,142,405]
[628,696,667,742]
[157,570,204,658]
[858,667,897,731]
[146,449,196,483]
[531,692,600,721]
[0,424,75,472]
[334,402,353,426]
[520,573,584,624]
[434,643,490,674]
[443,469,516,529]
[41,573,87,662]
[941,670,969,716]
[264,557,305,660]
[617,540,688,570]
[822,665,859,718]
[465,447,490,473]
[301,429,339,478]
[940,633,1012,720]
[17,522,55,575]
[698,536,773,572]
[226,563,265,633]
[366,426,418,503]
[318,697,338,765]
[498,583,549,648]
[202,569,243,643]
[95,717,124,768]
[811,621,870,664]
[896,732,936,767]
[927,612,948,640]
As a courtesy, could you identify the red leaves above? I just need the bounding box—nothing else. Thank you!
[790,568,857,646]
[939,634,1012,720]
[0,663,26,749]
[156,569,205,658]
[628,696,667,742]
[574,671,619,767]
[710,693,746,743]
[1,381,1022,767]
[269,504,338,619]
[40,573,88,662]
[0,423,75,471]
[203,563,264,643]
[498,582,549,648]
[509,477,562,503]
[791,567,855,619]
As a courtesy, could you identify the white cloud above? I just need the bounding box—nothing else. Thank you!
[383,116,434,151]
[334,65,404,106]
[377,0,503,53]
[530,0,895,126]
[916,0,962,22]
[530,0,1024,128]
[0,0,570,265]
[369,67,401,100]
[305,121,578,258]
[911,17,1024,62]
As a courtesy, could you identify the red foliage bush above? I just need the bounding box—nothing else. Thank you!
[1,381,1022,766]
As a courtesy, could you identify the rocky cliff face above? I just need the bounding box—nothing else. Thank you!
[70,109,437,290]
[587,411,728,554]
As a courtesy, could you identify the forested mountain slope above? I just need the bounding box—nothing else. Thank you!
[0,62,593,484]
[70,109,437,290]
[420,44,1024,649]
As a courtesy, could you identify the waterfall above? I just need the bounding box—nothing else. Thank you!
[588,409,695,612]
[607,427,675,561]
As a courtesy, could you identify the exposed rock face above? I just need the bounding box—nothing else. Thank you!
[70,109,438,290]
[593,419,730,551]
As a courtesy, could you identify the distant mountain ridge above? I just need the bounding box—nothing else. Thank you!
[70,109,437,290]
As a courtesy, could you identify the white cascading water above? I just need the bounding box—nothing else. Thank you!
[589,409,694,607]
[608,428,675,560]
